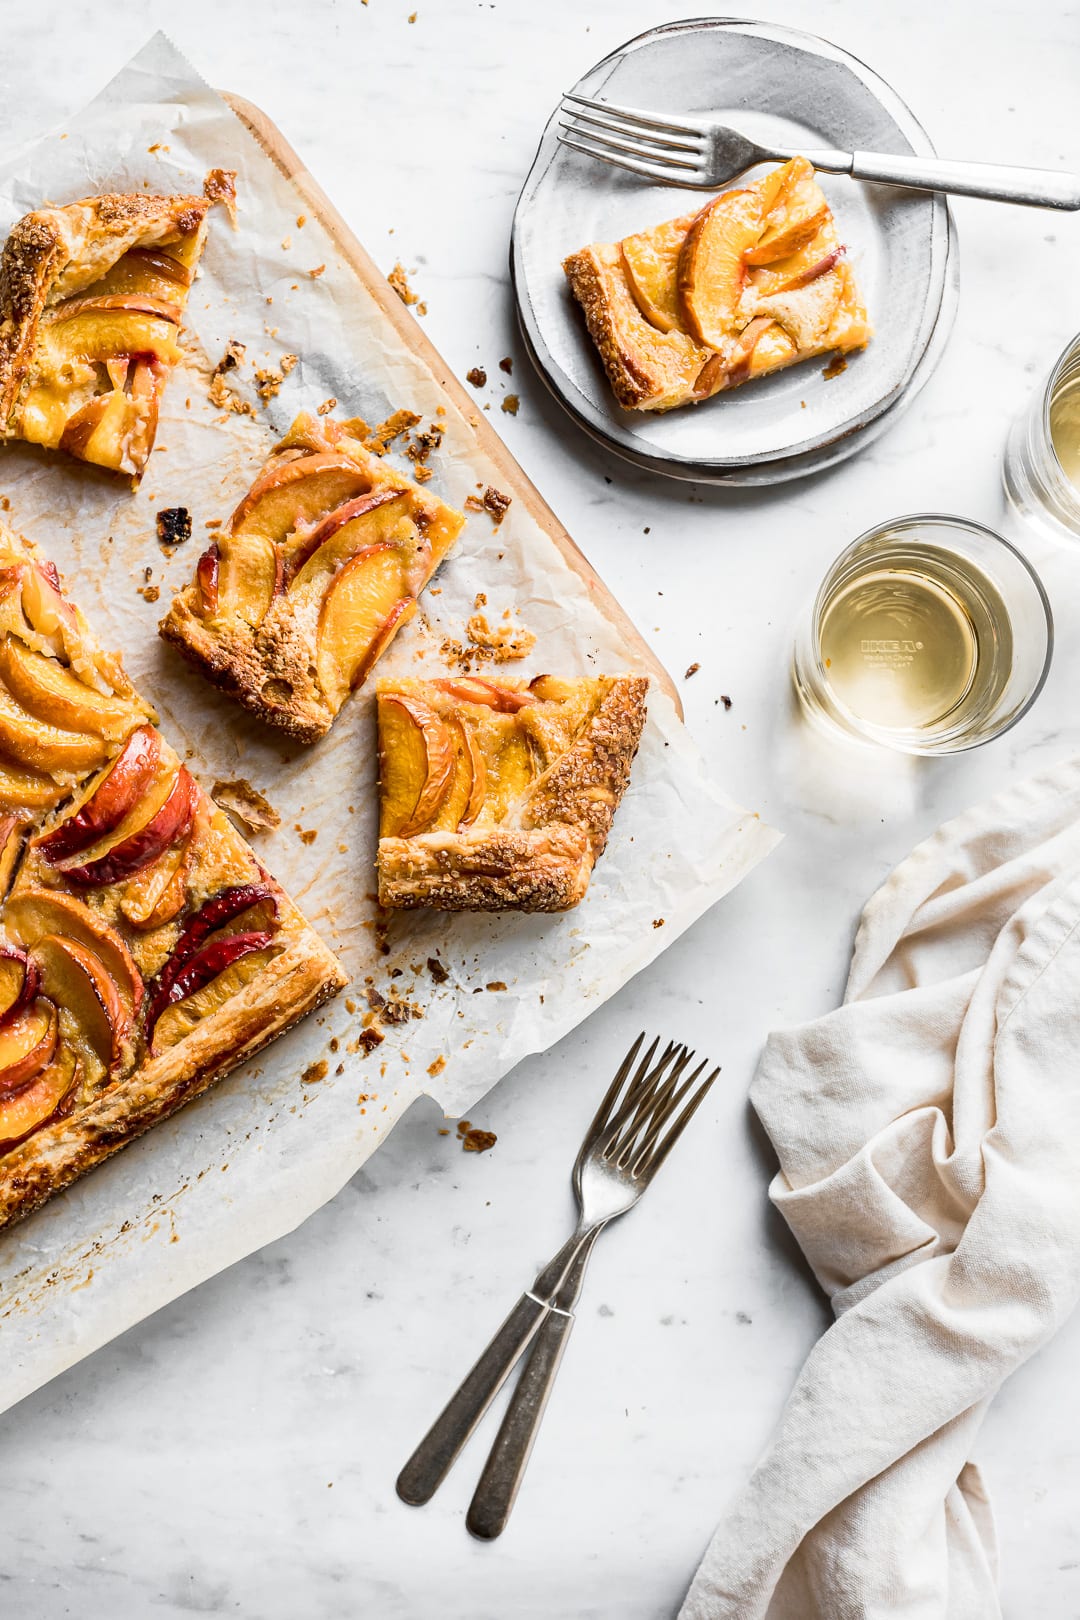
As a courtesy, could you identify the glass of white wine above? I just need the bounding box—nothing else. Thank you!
[792,515,1053,754]
[1004,333,1080,540]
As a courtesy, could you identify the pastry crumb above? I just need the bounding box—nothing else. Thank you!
[309,264,326,278]
[357,1029,384,1055]
[156,507,191,546]
[485,981,507,993]
[364,408,421,455]
[317,397,338,416]
[388,263,418,305]
[137,585,160,603]
[212,778,281,832]
[823,355,848,380]
[501,394,520,416]
[427,1055,446,1077]
[458,1120,496,1153]
[466,367,487,387]
[721,694,733,710]
[302,1060,328,1085]
[653,918,665,929]
[685,662,700,679]
[203,167,238,225]
[499,356,513,374]
[466,612,535,663]
[427,956,449,984]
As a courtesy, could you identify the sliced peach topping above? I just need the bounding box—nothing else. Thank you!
[315,546,412,710]
[677,188,764,349]
[229,453,376,547]
[619,213,696,333]
[30,934,129,1071]
[0,998,58,1096]
[215,533,282,629]
[379,695,457,838]
[0,640,139,743]
[0,1043,80,1150]
[5,890,144,1018]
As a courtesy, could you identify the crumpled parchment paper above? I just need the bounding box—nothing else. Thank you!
[0,34,779,1414]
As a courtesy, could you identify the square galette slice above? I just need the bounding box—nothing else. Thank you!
[0,191,212,477]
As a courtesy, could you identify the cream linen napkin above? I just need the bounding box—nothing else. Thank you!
[680,757,1080,1620]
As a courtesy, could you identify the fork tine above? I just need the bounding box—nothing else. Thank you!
[560,104,702,156]
[556,133,697,186]
[557,122,701,175]
[599,1040,682,1156]
[578,1032,648,1151]
[629,1058,710,1173]
[639,1064,721,1178]
[563,89,704,139]
[611,1047,697,1169]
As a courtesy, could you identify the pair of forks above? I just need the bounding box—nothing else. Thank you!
[396,1033,718,1539]
[557,91,1080,209]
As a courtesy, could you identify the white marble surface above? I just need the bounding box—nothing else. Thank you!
[0,1,1078,1615]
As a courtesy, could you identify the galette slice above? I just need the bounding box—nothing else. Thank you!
[0,191,211,477]
[160,412,465,743]
[376,673,648,912]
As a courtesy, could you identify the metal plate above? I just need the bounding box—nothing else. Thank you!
[511,17,956,484]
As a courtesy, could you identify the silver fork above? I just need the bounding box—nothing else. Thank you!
[396,1033,719,1521]
[559,91,1080,210]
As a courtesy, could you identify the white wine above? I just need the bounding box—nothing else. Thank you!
[808,541,1015,744]
[1050,373,1080,491]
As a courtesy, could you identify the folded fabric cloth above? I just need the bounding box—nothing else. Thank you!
[680,757,1080,1620]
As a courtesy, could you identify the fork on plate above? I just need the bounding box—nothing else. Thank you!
[558,91,1080,210]
[396,1032,719,1538]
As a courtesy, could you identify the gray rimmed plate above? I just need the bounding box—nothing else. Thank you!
[511,17,957,485]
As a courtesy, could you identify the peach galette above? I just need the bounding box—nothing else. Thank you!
[563,157,871,412]
[376,674,648,912]
[0,526,345,1230]
[160,412,465,743]
[0,192,212,478]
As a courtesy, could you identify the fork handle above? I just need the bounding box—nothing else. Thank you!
[396,1291,549,1505]
[817,149,1080,210]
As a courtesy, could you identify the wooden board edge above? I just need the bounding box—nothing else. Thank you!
[219,91,683,720]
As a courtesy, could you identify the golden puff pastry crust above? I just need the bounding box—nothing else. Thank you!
[0,521,346,1233]
[0,191,212,478]
[159,412,465,744]
[376,673,648,911]
[563,157,871,412]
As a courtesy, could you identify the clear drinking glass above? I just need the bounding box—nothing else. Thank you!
[1003,333,1080,541]
[792,514,1053,755]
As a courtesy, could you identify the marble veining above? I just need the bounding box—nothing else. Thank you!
[0,0,1077,1615]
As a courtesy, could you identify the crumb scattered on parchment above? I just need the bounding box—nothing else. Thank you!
[357,1028,384,1055]
[464,485,511,525]
[309,264,326,278]
[297,827,317,846]
[685,662,700,679]
[427,1055,446,1077]
[427,956,449,984]
[501,394,520,416]
[388,263,418,305]
[458,1120,496,1153]
[499,356,513,374]
[466,612,535,663]
[317,397,337,416]
[254,354,297,402]
[302,1060,328,1085]
[212,778,281,832]
[486,981,507,993]
[203,167,238,225]
[653,918,665,929]
[466,367,487,388]
[209,340,254,416]
[137,585,160,603]
[156,507,191,546]
[823,355,847,380]
[721,694,733,710]
[364,408,421,455]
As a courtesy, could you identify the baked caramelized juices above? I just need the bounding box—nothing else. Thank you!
[160,413,465,743]
[0,525,345,1231]
[377,674,648,911]
[563,157,871,412]
[0,192,213,477]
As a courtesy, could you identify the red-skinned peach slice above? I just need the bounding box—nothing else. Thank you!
[381,696,457,837]
[195,544,220,616]
[97,247,192,299]
[431,677,539,712]
[38,724,161,864]
[61,766,196,889]
[619,213,696,333]
[58,394,114,460]
[51,293,182,325]
[0,998,58,1097]
[146,885,277,1032]
[31,934,128,1069]
[0,948,39,1025]
[119,837,188,931]
[215,533,282,627]
[62,387,134,471]
[283,488,408,584]
[228,454,376,546]
[127,247,192,287]
[4,890,143,1017]
[0,640,137,742]
[677,188,763,348]
[314,545,410,709]
[351,597,416,694]
[147,930,276,1051]
[749,243,844,298]
[0,1042,79,1149]
[151,943,278,1053]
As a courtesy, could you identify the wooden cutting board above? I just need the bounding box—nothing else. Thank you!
[222,92,681,716]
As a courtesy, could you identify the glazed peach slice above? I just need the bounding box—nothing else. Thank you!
[60,765,196,889]
[0,756,68,813]
[0,818,26,900]
[213,533,284,628]
[284,488,410,586]
[379,694,457,837]
[0,947,39,1024]
[58,388,133,464]
[38,724,162,863]
[93,247,193,302]
[31,934,129,1070]
[745,165,829,267]
[0,997,57,1095]
[677,188,764,348]
[431,677,539,713]
[315,546,413,710]
[41,306,183,368]
[149,935,279,1052]
[0,1043,80,1150]
[5,891,144,1018]
[434,721,487,832]
[18,560,78,656]
[0,679,108,776]
[229,454,377,547]
[619,213,697,333]
[748,242,845,299]
[0,640,138,742]
[194,545,220,616]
